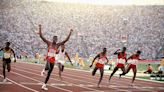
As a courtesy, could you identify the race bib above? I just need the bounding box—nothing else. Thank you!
[117,59,125,64]
[4,53,11,59]
[127,59,138,65]
[47,49,56,57]
[97,58,106,64]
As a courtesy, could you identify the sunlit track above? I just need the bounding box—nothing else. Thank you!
[17,62,164,86]
[11,62,164,91]
[0,62,164,92]
[12,62,163,92]
[10,66,108,92]
[11,64,130,92]
[0,74,39,92]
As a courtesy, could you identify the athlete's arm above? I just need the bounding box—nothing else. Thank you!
[126,55,133,63]
[0,48,3,51]
[89,54,100,68]
[11,49,16,62]
[114,49,120,55]
[65,52,73,66]
[58,29,73,45]
[38,25,51,46]
[105,57,109,64]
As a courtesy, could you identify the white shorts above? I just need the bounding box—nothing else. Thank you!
[57,60,65,65]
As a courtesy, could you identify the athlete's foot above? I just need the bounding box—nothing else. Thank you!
[41,84,48,90]
[59,77,63,81]
[130,83,134,87]
[108,78,111,83]
[119,74,122,79]
[3,78,7,83]
[97,84,100,88]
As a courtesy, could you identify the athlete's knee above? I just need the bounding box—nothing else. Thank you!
[92,71,95,76]
[7,68,10,72]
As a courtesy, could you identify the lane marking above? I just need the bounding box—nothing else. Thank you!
[13,65,130,92]
[16,62,164,84]
[0,82,12,84]
[10,71,73,92]
[20,82,42,85]
[0,74,39,92]
[11,66,105,92]
[11,63,163,92]
[0,66,73,92]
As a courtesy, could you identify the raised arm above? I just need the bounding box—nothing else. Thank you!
[65,52,73,66]
[126,54,134,63]
[114,49,120,55]
[89,54,100,68]
[58,29,73,45]
[38,25,51,46]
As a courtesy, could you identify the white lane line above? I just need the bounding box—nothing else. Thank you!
[0,74,39,92]
[0,82,12,84]
[65,67,164,84]
[20,82,42,85]
[10,71,73,92]
[0,65,72,92]
[14,65,130,92]
[17,62,164,84]
[12,66,104,92]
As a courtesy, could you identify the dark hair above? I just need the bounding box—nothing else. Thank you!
[137,50,141,54]
[103,48,107,51]
[6,42,10,45]
[123,47,126,50]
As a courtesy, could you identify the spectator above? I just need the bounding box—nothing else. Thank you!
[144,64,153,74]
[157,64,163,74]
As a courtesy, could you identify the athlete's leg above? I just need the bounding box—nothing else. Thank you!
[58,63,62,80]
[98,68,104,87]
[44,62,54,84]
[6,59,11,72]
[92,67,98,76]
[42,62,54,90]
[2,60,6,79]
[132,67,137,83]
[109,67,118,81]
[119,66,130,78]
[45,61,50,71]
[41,61,50,76]
[61,65,64,72]
[7,63,11,72]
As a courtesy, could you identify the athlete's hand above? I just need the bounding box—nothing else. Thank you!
[70,29,73,33]
[38,24,42,35]
[14,59,16,63]
[71,62,73,66]
[105,62,108,65]
[117,49,120,51]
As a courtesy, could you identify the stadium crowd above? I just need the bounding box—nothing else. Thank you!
[0,0,164,60]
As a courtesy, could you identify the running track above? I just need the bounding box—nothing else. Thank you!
[0,62,164,92]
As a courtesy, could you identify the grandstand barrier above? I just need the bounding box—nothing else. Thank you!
[150,74,164,81]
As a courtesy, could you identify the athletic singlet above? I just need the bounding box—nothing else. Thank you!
[117,52,126,64]
[46,45,57,63]
[96,54,107,68]
[127,54,139,65]
[3,48,12,59]
[56,47,65,65]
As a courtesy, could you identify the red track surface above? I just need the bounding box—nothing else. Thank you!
[0,62,164,92]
